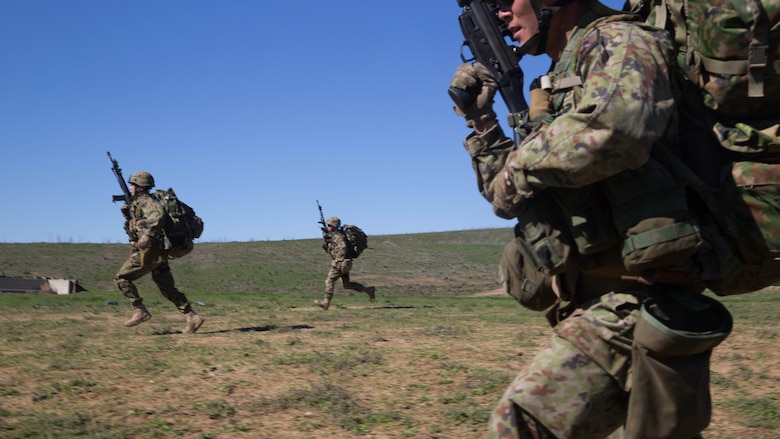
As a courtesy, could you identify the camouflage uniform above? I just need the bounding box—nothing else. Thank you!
[115,175,203,333]
[316,219,375,310]
[459,4,726,439]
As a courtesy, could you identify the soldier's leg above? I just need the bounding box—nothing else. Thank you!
[115,249,154,326]
[316,263,340,310]
[151,262,204,333]
[151,263,189,312]
[487,336,628,439]
[338,260,375,301]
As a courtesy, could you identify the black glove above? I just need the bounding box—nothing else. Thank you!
[449,62,498,128]
[121,204,131,220]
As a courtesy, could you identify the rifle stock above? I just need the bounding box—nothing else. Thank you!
[451,0,529,115]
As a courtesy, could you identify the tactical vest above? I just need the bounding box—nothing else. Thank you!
[505,14,704,305]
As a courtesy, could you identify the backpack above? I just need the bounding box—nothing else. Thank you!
[629,0,780,120]
[342,225,368,259]
[154,188,204,258]
[625,0,780,295]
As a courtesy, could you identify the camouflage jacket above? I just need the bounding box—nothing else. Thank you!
[464,10,678,218]
[326,230,349,261]
[124,191,165,242]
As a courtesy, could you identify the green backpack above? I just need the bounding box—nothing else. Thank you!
[630,0,780,119]
[626,0,780,295]
[342,225,368,259]
[154,188,204,258]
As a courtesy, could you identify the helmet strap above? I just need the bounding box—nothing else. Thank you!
[521,0,578,56]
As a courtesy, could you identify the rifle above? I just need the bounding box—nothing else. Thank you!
[450,0,528,115]
[316,200,329,236]
[107,151,133,218]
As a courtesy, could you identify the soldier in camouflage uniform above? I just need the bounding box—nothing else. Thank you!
[315,216,376,310]
[114,170,205,334]
[450,0,731,438]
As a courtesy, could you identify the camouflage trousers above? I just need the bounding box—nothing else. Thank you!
[325,259,365,295]
[114,245,191,313]
[487,291,713,439]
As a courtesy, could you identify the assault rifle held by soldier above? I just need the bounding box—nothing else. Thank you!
[317,200,331,253]
[450,0,528,115]
[316,200,328,236]
[107,151,133,219]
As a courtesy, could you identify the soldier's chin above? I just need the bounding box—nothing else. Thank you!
[518,34,541,56]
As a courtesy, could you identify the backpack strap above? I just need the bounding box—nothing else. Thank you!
[746,0,770,98]
[694,0,771,97]
[659,0,685,50]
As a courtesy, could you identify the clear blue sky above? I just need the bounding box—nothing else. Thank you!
[0,0,624,243]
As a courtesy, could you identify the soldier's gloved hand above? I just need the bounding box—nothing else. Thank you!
[449,62,498,128]
[121,204,131,220]
[136,234,154,250]
[529,76,553,120]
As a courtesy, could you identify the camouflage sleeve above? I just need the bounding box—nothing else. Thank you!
[329,232,349,261]
[477,22,676,215]
[518,22,676,186]
[131,193,165,240]
[462,123,521,218]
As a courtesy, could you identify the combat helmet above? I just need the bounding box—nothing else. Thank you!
[129,171,155,188]
[327,217,341,228]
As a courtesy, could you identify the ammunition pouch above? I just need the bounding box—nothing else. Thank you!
[513,193,580,275]
[499,236,558,311]
[601,157,703,272]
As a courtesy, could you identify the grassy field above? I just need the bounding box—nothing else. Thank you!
[1,229,779,438]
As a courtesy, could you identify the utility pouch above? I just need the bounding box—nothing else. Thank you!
[499,237,558,311]
[625,292,732,439]
[513,193,579,275]
[601,158,703,272]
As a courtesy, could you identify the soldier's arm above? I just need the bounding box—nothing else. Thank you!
[504,23,675,190]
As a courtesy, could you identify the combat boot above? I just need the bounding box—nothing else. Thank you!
[183,311,205,334]
[364,286,376,302]
[125,304,152,327]
[314,297,331,310]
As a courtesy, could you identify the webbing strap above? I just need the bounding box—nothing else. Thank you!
[622,221,700,256]
[748,0,770,97]
[662,0,687,52]
[552,75,583,92]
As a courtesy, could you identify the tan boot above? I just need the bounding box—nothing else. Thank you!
[125,304,152,327]
[364,286,376,302]
[314,298,330,310]
[183,311,204,334]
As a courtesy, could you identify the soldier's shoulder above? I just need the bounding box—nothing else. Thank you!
[135,192,161,207]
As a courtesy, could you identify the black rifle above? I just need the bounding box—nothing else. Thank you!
[316,200,329,236]
[316,200,331,252]
[450,0,528,115]
[107,151,133,218]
